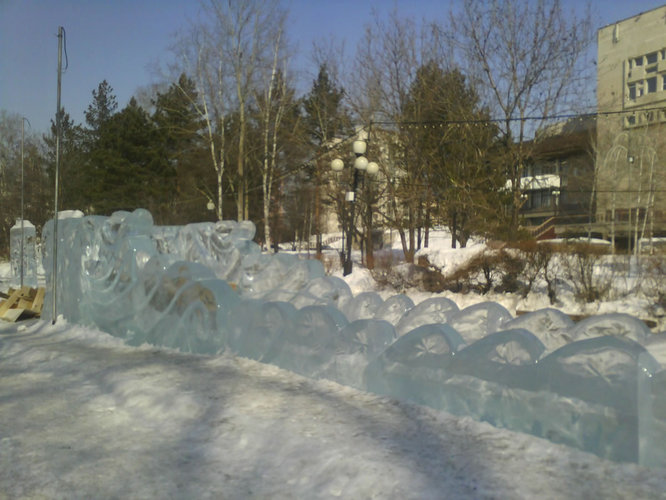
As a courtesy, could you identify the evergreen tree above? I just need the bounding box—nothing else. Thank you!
[402,64,500,247]
[91,98,169,216]
[81,81,120,213]
[302,64,351,147]
[85,80,118,141]
[152,74,209,223]
[43,108,87,211]
[302,64,353,253]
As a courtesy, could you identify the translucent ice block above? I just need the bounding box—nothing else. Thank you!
[395,297,459,336]
[501,308,575,352]
[9,219,38,287]
[447,302,513,345]
[373,294,414,325]
[570,313,653,344]
[341,291,384,321]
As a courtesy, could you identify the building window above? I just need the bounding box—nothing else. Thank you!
[647,77,657,93]
[625,50,666,112]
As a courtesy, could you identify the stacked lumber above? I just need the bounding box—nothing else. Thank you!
[0,286,45,322]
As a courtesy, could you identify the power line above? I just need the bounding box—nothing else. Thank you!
[196,105,666,207]
[371,105,666,127]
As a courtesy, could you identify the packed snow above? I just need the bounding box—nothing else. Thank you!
[2,318,666,499]
[2,216,666,498]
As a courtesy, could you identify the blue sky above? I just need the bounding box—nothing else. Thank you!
[1,0,665,134]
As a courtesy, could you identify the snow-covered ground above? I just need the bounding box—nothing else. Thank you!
[2,319,666,499]
[2,231,666,498]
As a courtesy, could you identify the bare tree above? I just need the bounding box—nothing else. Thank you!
[255,17,291,250]
[204,0,282,221]
[0,111,50,256]
[170,26,229,220]
[454,0,594,237]
[171,0,284,222]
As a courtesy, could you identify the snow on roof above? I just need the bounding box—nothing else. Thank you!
[505,174,561,192]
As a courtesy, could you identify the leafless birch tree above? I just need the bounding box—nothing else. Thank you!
[203,0,282,221]
[255,17,292,250]
[170,25,229,220]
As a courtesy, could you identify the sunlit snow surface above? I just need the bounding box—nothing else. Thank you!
[41,209,665,465]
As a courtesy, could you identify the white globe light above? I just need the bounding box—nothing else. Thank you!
[331,158,344,172]
[366,161,379,175]
[207,201,215,211]
[354,156,368,170]
[352,140,367,155]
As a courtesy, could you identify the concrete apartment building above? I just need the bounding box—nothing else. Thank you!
[596,5,666,248]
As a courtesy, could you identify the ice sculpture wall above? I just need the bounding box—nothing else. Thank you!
[41,209,665,466]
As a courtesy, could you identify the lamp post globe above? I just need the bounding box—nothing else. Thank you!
[331,158,344,172]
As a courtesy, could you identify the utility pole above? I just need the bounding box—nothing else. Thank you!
[20,118,27,288]
[52,26,64,324]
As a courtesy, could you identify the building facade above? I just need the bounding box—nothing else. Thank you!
[596,6,666,248]
[519,118,596,239]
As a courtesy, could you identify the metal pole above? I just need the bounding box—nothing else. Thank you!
[343,168,360,276]
[20,119,25,288]
[52,26,63,324]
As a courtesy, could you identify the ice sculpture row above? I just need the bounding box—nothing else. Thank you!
[41,209,665,466]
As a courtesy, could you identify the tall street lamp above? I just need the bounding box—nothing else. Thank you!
[331,139,379,276]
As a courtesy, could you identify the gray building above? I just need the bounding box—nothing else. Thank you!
[596,6,666,249]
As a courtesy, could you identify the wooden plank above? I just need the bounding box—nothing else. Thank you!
[2,307,38,322]
[0,289,23,317]
[31,287,45,315]
[22,288,36,301]
[2,308,25,322]
[18,298,33,309]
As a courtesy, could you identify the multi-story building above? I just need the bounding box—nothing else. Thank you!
[596,5,666,249]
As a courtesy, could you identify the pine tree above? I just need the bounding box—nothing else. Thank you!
[302,64,351,147]
[152,74,208,223]
[91,98,169,216]
[302,64,353,253]
[43,108,87,211]
[85,80,118,141]
[402,64,500,247]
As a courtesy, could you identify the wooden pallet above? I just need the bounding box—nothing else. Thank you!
[0,286,45,322]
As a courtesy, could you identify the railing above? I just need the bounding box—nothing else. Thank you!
[526,216,556,240]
